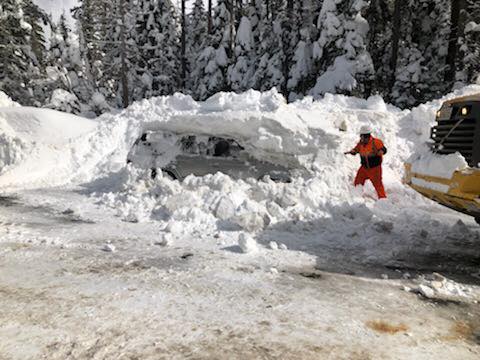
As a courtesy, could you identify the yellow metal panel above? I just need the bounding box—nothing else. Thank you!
[404,163,480,217]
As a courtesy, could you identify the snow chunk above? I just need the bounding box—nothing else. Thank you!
[202,88,286,112]
[102,244,116,252]
[410,152,468,179]
[214,196,236,220]
[417,284,435,298]
[48,89,80,113]
[268,241,279,250]
[156,233,173,247]
[238,233,258,253]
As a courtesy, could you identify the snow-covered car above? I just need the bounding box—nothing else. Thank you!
[126,131,295,182]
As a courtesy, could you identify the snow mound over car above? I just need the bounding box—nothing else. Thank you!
[91,90,407,230]
[89,86,480,238]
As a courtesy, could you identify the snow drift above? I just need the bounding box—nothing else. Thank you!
[0,94,97,187]
[1,86,480,232]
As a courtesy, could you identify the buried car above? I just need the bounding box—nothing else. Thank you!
[126,131,300,182]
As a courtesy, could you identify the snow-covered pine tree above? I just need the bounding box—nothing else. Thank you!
[22,1,48,70]
[186,0,208,92]
[0,0,48,105]
[287,0,319,101]
[136,0,181,98]
[228,16,255,92]
[100,0,139,108]
[44,16,74,107]
[190,0,235,99]
[75,0,109,89]
[366,0,393,97]
[310,0,374,98]
[22,0,53,105]
[416,0,451,102]
[391,0,450,107]
[250,0,280,91]
[457,0,480,85]
[251,0,293,95]
[276,0,297,97]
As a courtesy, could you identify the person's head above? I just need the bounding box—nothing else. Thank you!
[359,125,372,144]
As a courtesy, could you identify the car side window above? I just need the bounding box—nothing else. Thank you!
[213,139,230,157]
[179,135,244,159]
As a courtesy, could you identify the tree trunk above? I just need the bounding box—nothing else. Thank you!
[444,0,462,84]
[388,0,401,93]
[228,0,235,57]
[181,0,186,90]
[119,0,129,108]
[281,0,294,97]
[208,0,212,34]
[237,0,243,24]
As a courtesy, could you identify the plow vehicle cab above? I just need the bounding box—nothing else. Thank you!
[404,93,480,224]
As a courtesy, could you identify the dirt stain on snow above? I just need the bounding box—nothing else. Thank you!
[366,320,408,334]
[443,321,480,344]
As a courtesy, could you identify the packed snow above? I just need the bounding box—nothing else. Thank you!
[410,152,468,180]
[1,86,480,358]
[1,85,480,218]
[0,105,96,188]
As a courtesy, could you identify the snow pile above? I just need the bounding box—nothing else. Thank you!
[0,91,20,108]
[411,152,468,179]
[0,107,97,187]
[80,87,480,261]
[84,89,406,231]
[409,273,475,300]
[1,86,480,231]
[238,232,258,253]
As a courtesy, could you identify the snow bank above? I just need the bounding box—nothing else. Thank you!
[89,86,480,238]
[1,86,480,235]
[0,91,20,108]
[78,89,405,233]
[0,107,97,187]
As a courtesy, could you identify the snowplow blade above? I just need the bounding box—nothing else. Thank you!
[404,163,480,219]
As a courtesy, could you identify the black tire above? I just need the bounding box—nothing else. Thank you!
[162,169,178,180]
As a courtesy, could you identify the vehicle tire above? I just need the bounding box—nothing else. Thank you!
[150,168,157,179]
[162,169,178,180]
[475,217,480,225]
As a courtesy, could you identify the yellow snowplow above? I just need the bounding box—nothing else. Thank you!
[404,93,480,224]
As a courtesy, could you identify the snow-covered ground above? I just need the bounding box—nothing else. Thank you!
[0,88,479,359]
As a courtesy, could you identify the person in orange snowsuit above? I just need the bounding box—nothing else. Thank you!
[344,125,387,199]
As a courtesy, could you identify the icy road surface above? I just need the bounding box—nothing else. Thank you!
[0,188,479,360]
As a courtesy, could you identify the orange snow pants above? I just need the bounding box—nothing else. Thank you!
[354,165,386,199]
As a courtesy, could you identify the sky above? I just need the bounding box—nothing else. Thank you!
[33,0,214,23]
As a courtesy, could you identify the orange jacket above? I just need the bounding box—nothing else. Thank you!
[352,137,387,168]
